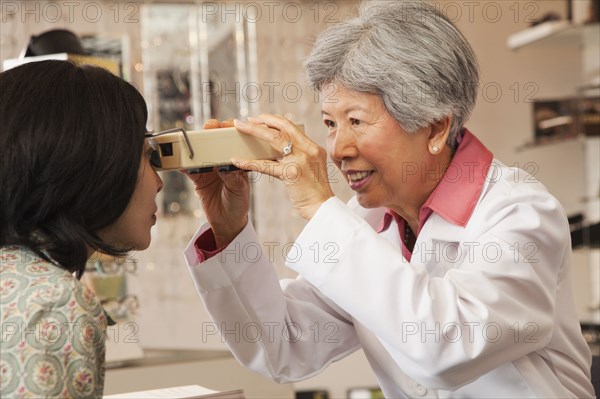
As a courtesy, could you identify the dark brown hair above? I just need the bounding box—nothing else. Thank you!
[0,60,148,277]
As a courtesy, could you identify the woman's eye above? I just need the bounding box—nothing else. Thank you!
[145,148,162,169]
[323,119,336,128]
[350,118,361,126]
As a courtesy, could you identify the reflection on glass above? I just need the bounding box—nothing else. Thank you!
[140,4,256,217]
[85,259,139,321]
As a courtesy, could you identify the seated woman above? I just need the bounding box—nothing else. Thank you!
[0,60,162,398]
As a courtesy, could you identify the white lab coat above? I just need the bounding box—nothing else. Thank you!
[185,160,594,398]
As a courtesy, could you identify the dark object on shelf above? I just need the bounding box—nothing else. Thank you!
[534,98,578,141]
[533,97,600,142]
[569,213,600,248]
[581,324,599,390]
[581,322,600,344]
[587,222,600,247]
[531,12,561,27]
[593,0,600,23]
[296,390,329,399]
[592,355,600,396]
[580,96,600,136]
[24,29,87,57]
[569,214,585,248]
[347,387,384,399]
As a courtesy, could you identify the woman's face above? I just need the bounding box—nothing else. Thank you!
[98,144,163,250]
[323,84,439,214]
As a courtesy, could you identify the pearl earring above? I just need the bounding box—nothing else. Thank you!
[432,146,439,153]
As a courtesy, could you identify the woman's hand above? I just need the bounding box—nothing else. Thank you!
[232,114,334,220]
[181,119,250,247]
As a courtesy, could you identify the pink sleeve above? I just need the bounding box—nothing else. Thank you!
[194,228,226,262]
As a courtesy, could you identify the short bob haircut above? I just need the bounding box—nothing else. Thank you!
[304,0,479,149]
[0,60,148,278]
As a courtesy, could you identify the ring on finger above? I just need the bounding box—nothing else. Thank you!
[282,141,293,156]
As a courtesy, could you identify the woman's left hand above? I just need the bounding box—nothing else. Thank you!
[233,114,334,220]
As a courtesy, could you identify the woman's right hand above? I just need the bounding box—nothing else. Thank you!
[181,119,250,248]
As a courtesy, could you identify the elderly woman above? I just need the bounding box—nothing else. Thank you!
[183,1,593,397]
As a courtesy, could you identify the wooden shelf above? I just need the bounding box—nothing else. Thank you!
[507,21,599,50]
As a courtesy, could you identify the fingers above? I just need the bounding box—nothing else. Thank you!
[179,167,218,187]
[232,159,285,179]
[203,118,235,130]
[219,169,249,187]
[234,119,290,155]
[220,118,234,128]
[203,119,221,129]
[233,114,314,158]
[246,114,314,152]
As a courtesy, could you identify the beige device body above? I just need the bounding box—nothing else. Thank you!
[147,124,304,171]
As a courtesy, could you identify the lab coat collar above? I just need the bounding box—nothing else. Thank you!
[418,212,469,244]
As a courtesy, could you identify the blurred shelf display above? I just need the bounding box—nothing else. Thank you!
[140,4,256,132]
[139,3,258,217]
[507,9,600,325]
[516,94,600,151]
[506,21,599,51]
[506,0,599,51]
[580,322,600,355]
[507,20,574,50]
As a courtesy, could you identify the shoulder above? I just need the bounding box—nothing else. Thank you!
[1,246,106,327]
[1,246,107,397]
[479,160,565,213]
[469,160,569,241]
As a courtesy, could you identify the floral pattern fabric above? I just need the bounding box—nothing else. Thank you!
[1,246,107,398]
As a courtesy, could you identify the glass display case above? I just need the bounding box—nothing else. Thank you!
[140,3,258,218]
[108,4,260,353]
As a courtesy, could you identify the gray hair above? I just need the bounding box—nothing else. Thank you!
[304,0,479,148]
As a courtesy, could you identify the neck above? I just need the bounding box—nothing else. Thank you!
[392,149,453,234]
[402,209,421,235]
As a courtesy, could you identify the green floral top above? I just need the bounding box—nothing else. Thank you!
[0,246,107,398]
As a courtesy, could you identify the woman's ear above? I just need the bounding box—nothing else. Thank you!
[428,116,452,155]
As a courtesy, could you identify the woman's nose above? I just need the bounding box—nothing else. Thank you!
[155,170,164,193]
[330,127,357,162]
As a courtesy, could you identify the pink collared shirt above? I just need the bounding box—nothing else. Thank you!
[377,129,493,261]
